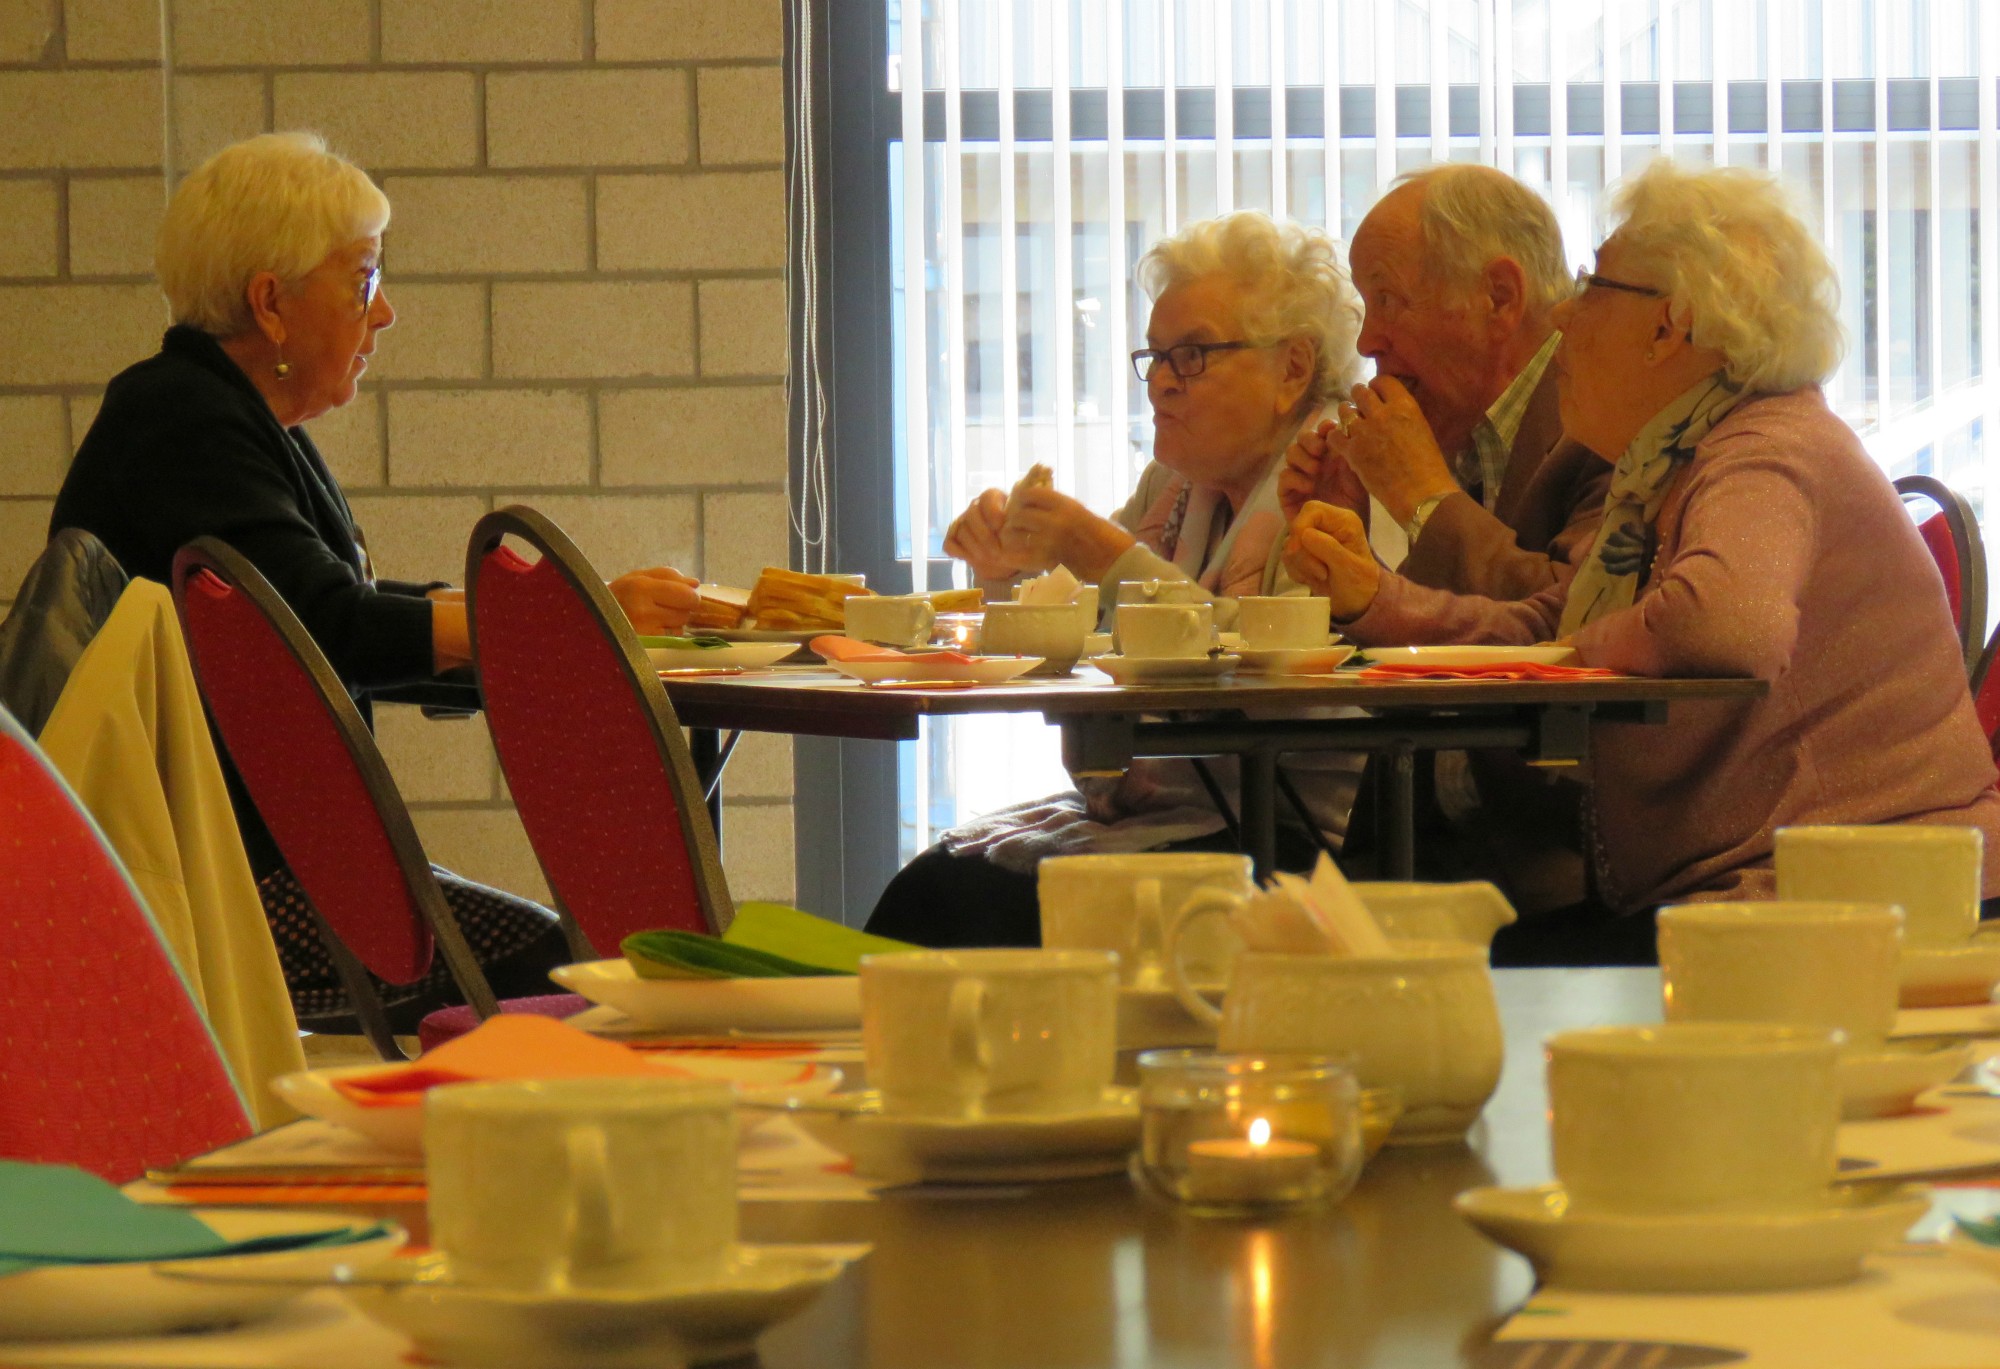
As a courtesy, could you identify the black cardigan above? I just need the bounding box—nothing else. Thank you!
[52,325,440,879]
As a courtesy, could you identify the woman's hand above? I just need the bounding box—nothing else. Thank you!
[1283,500,1381,621]
[1278,417,1370,525]
[942,489,1026,582]
[1001,487,1135,581]
[610,567,700,634]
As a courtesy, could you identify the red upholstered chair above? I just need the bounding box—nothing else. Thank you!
[0,705,252,1182]
[1975,624,2000,763]
[466,505,732,957]
[1896,475,1987,677]
[171,538,497,1060]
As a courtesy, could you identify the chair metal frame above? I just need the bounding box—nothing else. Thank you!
[466,505,733,955]
[171,537,497,1060]
[1895,473,1987,677]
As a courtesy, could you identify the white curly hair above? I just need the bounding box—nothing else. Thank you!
[1136,211,1366,408]
[1606,159,1844,393]
[1395,163,1571,317]
[157,132,391,337]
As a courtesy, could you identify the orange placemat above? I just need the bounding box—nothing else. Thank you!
[1358,662,1623,682]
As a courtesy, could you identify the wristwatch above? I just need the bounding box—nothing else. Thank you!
[1401,493,1448,545]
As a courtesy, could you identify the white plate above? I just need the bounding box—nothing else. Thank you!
[337,1245,855,1369]
[1235,645,1357,676]
[551,960,862,1034]
[1088,654,1240,686]
[1361,645,1578,668]
[271,1058,845,1158]
[1900,936,2000,1007]
[824,655,1042,685]
[756,1088,1141,1184]
[706,628,822,644]
[647,642,799,672]
[1839,1040,1974,1119]
[0,1209,405,1341]
[1455,1181,1929,1293]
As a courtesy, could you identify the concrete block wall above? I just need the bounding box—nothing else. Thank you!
[0,0,796,904]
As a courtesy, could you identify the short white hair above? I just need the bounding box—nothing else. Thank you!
[157,132,390,337]
[1395,163,1570,316]
[1137,211,1366,408]
[1607,159,1843,393]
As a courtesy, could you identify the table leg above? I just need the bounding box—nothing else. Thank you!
[1240,751,1278,880]
[1382,747,1415,880]
[690,727,727,853]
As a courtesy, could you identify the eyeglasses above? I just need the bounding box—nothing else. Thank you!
[1130,340,1257,382]
[1574,268,1663,299]
[357,263,382,315]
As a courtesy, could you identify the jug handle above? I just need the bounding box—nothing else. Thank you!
[1165,889,1237,1029]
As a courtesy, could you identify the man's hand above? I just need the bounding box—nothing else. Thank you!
[610,567,700,634]
[1334,377,1461,525]
[1283,500,1382,621]
[1278,418,1373,527]
[1000,487,1135,580]
[943,489,1030,582]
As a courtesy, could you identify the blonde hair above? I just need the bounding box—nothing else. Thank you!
[1137,211,1365,407]
[157,132,390,336]
[1607,159,1843,392]
[1394,163,1571,316]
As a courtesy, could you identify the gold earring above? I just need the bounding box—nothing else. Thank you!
[274,356,290,380]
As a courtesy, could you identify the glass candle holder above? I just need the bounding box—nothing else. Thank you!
[1132,1051,1366,1216]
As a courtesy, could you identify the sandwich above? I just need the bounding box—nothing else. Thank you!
[689,584,751,631]
[745,567,875,630]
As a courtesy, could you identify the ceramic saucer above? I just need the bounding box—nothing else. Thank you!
[757,1088,1141,1184]
[1235,645,1356,676]
[1900,936,2000,1007]
[338,1244,857,1369]
[1839,1040,1974,1119]
[1089,654,1240,686]
[1454,1181,1929,1293]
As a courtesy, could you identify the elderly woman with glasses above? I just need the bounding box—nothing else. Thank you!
[51,132,701,1024]
[867,211,1366,947]
[1284,159,2000,963]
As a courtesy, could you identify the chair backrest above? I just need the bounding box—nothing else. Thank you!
[1896,474,1987,676]
[0,706,251,1182]
[170,539,496,1048]
[467,506,731,954]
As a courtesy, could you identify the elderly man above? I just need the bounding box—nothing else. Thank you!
[1279,163,1605,598]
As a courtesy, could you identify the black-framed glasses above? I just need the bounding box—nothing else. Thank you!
[1574,267,1663,299]
[1131,339,1256,382]
[358,263,382,315]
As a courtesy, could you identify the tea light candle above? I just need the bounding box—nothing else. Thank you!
[1182,1117,1319,1205]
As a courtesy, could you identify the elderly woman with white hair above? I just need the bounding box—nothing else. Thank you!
[1285,159,2000,964]
[51,132,700,1023]
[868,211,1366,946]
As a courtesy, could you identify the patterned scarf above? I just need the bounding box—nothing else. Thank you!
[1559,371,1745,636]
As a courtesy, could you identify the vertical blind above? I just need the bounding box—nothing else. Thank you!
[883,0,1997,852]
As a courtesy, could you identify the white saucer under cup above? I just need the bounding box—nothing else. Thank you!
[1775,825,1983,949]
[1657,901,1903,1050]
[1546,1023,1842,1218]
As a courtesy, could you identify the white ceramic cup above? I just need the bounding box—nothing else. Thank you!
[425,1077,737,1292]
[1038,852,1254,988]
[1117,602,1214,658]
[860,948,1118,1119]
[1546,1022,1842,1217]
[1774,825,1983,949]
[1657,901,1904,1052]
[1237,596,1332,651]
[845,594,937,648]
[1014,581,1102,632]
[980,602,1086,674]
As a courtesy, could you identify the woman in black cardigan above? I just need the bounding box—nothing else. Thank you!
[52,132,700,1026]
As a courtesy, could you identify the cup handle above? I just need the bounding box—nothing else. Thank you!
[1165,889,1239,1028]
[1128,878,1166,990]
[947,978,991,1116]
[553,1124,614,1293]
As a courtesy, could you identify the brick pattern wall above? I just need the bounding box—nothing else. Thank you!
[0,0,796,905]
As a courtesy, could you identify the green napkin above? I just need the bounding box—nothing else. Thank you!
[0,1162,392,1277]
[636,635,729,651]
[721,901,919,974]
[623,930,836,980]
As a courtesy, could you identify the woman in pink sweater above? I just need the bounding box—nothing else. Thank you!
[1285,159,2000,963]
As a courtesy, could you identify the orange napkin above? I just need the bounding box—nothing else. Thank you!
[329,1015,663,1109]
[1357,662,1623,682]
[809,635,975,665]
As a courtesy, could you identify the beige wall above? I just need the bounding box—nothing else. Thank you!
[0,0,796,904]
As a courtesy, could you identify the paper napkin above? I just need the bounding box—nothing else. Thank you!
[809,635,976,665]
[1015,566,1082,606]
[1229,854,1395,957]
[328,1015,661,1109]
[721,901,919,974]
[1358,662,1621,682]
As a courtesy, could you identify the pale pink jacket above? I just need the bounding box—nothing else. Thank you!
[1340,387,2000,912]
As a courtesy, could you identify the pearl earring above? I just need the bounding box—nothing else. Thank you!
[274,358,290,380]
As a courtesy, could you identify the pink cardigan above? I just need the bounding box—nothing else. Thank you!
[1343,387,2000,911]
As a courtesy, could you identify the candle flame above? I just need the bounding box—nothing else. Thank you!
[1248,1116,1271,1148]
